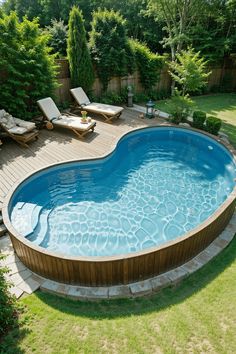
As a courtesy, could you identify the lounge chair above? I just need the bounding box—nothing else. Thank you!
[37,97,96,139]
[0,110,39,147]
[70,87,124,123]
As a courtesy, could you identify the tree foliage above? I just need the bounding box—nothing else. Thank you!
[169,89,194,124]
[45,19,68,57]
[169,48,211,95]
[129,39,163,92]
[89,9,134,91]
[0,12,58,119]
[148,0,206,60]
[67,6,94,91]
[1,0,163,52]
[0,255,18,338]
[189,0,236,63]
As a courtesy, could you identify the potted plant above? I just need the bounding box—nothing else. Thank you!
[81,110,87,123]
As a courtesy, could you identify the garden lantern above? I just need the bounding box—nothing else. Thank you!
[146,100,155,119]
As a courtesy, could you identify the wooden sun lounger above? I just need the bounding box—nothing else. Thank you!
[70,87,124,123]
[0,120,39,148]
[37,97,96,139]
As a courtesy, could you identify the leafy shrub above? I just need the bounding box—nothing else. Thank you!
[192,110,206,129]
[205,116,222,135]
[169,90,194,124]
[89,9,134,91]
[96,91,124,105]
[67,6,94,91]
[128,39,163,92]
[133,92,149,103]
[45,19,68,57]
[0,255,17,338]
[169,48,211,96]
[0,12,58,119]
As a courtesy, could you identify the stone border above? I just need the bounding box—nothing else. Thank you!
[1,211,235,300]
[38,212,236,299]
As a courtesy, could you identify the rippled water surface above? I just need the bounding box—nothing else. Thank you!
[10,128,236,256]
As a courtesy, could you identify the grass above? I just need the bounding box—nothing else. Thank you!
[1,93,236,353]
[156,93,236,148]
[0,236,236,354]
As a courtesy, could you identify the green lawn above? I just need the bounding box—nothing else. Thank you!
[156,93,236,148]
[1,237,236,354]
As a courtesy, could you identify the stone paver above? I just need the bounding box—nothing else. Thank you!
[67,286,109,300]
[7,261,28,275]
[6,269,32,286]
[108,285,131,299]
[18,277,40,294]
[0,234,14,254]
[181,258,203,275]
[129,279,152,296]
[8,286,24,299]
[194,250,213,265]
[0,253,21,266]
[213,237,229,249]
[165,267,188,284]
[205,243,222,258]
[151,274,171,292]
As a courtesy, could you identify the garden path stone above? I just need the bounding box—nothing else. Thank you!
[108,285,131,299]
[8,286,24,299]
[18,277,40,294]
[129,279,152,296]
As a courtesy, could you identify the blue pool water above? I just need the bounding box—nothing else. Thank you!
[9,127,236,257]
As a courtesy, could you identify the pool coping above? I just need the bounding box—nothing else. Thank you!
[2,124,236,288]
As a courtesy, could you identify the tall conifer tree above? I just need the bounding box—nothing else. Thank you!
[67,6,94,91]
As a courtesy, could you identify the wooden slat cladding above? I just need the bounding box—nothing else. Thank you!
[8,198,235,286]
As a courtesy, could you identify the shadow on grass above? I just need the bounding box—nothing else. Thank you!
[0,324,31,354]
[34,235,236,319]
[221,121,236,149]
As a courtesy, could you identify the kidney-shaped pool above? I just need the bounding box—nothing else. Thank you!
[3,127,236,286]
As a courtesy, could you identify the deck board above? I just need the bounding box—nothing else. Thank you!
[0,109,165,207]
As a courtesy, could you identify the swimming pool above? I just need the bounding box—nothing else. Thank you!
[3,126,236,285]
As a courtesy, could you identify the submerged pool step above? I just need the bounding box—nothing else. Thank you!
[27,209,50,246]
[11,203,42,236]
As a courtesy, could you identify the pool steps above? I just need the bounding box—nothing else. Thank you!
[27,208,50,246]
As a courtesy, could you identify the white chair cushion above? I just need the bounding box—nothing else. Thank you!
[8,126,28,135]
[85,102,123,116]
[53,115,95,131]
[14,118,36,132]
[37,97,61,121]
[0,112,16,129]
[70,87,91,106]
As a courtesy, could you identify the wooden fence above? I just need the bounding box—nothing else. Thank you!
[55,59,236,103]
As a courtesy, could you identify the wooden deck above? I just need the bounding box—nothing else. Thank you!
[0,109,163,209]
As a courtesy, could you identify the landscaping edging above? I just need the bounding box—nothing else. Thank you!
[1,211,235,300]
[37,212,236,300]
